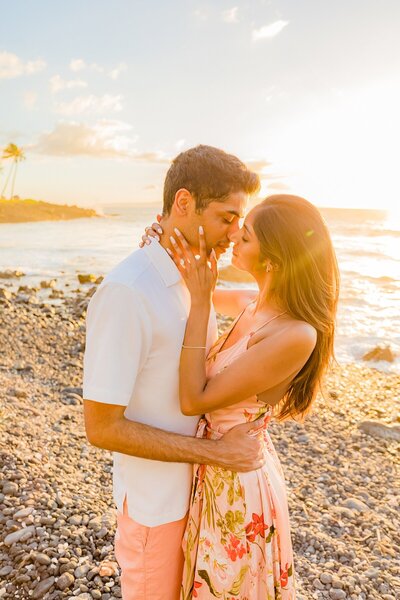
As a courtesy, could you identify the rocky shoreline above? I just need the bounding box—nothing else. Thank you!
[0,199,99,224]
[0,278,399,600]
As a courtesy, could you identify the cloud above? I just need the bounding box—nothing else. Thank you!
[32,120,136,158]
[50,75,88,94]
[245,159,272,173]
[69,58,127,79]
[23,91,38,109]
[109,63,127,80]
[0,51,46,79]
[55,94,123,116]
[222,7,239,23]
[267,181,290,190]
[69,59,86,72]
[32,120,170,164]
[252,20,289,41]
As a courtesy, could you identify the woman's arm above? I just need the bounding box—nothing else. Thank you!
[180,316,317,415]
[213,288,258,317]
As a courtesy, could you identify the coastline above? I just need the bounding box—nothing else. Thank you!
[0,285,399,599]
[0,199,99,224]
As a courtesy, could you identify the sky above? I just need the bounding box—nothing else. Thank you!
[1,0,399,211]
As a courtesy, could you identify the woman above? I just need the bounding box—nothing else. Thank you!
[143,195,339,599]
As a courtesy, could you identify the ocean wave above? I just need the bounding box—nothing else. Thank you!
[340,271,398,284]
[330,226,400,238]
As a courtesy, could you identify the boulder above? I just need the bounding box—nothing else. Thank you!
[77,274,97,284]
[40,279,57,289]
[362,345,395,363]
[0,269,25,278]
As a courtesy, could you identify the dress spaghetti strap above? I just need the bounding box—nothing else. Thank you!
[249,310,287,336]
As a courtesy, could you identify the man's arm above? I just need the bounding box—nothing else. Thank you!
[83,400,265,472]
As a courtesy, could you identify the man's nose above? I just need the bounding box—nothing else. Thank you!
[228,222,240,241]
[228,219,240,242]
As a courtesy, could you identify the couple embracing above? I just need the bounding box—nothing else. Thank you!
[82,145,339,599]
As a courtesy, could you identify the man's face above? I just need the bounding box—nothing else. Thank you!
[184,191,248,259]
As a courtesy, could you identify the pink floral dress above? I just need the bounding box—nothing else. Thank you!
[181,314,296,599]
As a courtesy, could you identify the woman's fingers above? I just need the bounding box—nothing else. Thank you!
[198,226,207,263]
[169,236,187,267]
[173,228,196,264]
[210,248,218,279]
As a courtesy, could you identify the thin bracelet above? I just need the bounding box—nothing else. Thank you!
[182,344,206,349]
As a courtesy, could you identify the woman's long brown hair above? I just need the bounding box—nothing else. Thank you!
[252,195,340,422]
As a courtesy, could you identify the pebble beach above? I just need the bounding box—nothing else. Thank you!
[0,279,399,600]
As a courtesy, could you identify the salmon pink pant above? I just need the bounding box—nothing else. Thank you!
[114,495,188,599]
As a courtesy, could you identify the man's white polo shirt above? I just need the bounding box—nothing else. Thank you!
[83,240,218,526]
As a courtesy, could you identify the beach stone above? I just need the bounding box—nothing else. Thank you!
[2,481,19,495]
[14,506,34,519]
[358,420,400,442]
[341,497,369,512]
[32,576,55,598]
[313,578,325,589]
[74,564,90,578]
[99,561,119,577]
[11,387,28,399]
[57,571,75,590]
[0,565,13,577]
[0,288,12,301]
[320,572,333,584]
[4,525,35,545]
[34,552,52,565]
[331,576,343,588]
[329,590,346,599]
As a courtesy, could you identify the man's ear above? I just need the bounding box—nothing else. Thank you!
[173,188,195,216]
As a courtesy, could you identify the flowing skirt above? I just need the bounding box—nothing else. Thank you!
[181,418,296,599]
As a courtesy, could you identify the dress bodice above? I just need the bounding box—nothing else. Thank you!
[204,328,272,434]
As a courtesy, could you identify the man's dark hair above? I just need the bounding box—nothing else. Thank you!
[162,145,260,215]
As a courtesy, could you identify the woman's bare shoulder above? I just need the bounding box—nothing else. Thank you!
[278,318,317,350]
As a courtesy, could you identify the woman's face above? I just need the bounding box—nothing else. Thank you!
[230,208,265,273]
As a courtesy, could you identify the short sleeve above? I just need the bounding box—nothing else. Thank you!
[83,282,151,406]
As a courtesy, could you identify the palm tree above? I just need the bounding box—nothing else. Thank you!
[1,143,26,199]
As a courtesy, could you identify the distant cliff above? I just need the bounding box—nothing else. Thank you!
[0,198,99,223]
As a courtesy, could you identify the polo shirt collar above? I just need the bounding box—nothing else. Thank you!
[143,239,182,287]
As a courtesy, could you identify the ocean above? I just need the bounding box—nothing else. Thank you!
[0,203,399,373]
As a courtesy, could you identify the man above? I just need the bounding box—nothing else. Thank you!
[83,145,261,599]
